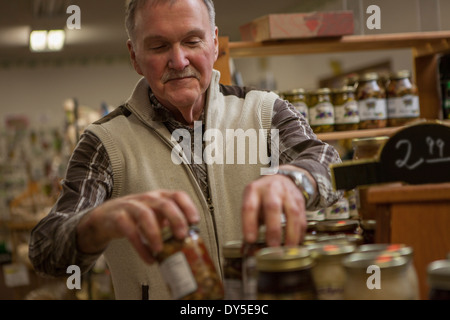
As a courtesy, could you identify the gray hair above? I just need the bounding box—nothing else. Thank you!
[125,0,216,42]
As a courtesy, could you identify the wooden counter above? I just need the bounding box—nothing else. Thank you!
[367,183,450,300]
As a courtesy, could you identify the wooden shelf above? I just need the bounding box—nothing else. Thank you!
[229,31,450,58]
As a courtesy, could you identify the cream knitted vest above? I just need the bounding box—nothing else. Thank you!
[86,70,277,299]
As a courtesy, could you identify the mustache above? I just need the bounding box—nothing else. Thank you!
[161,68,201,84]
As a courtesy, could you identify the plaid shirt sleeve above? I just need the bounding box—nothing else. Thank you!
[28,131,113,277]
[272,98,342,209]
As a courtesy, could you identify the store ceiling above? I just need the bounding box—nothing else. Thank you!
[0,0,310,64]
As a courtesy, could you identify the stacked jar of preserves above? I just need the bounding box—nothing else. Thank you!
[386,70,420,127]
[308,88,335,133]
[356,72,388,129]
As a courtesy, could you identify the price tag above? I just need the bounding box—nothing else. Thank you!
[331,122,450,190]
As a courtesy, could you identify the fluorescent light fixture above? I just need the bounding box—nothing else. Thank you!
[30,29,65,52]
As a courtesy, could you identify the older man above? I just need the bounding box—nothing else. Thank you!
[29,0,341,299]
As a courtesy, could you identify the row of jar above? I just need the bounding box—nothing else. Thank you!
[223,241,421,300]
[281,70,421,133]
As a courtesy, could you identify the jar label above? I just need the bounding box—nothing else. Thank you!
[358,98,387,120]
[334,101,360,124]
[159,251,197,299]
[387,95,420,118]
[310,102,335,125]
[293,102,309,120]
[325,197,350,220]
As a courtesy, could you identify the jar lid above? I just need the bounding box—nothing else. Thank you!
[361,72,379,82]
[360,219,376,230]
[161,224,199,242]
[316,219,359,232]
[336,86,356,93]
[256,246,314,272]
[427,260,450,290]
[222,240,243,258]
[352,136,389,148]
[309,243,356,260]
[316,88,331,95]
[357,243,413,259]
[390,70,411,80]
[342,252,408,272]
[284,88,305,96]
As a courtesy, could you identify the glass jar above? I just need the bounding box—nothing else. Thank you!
[222,240,244,300]
[309,243,356,300]
[155,225,224,300]
[427,260,450,300]
[256,246,317,300]
[356,72,388,129]
[386,70,420,127]
[360,219,376,244]
[344,74,359,90]
[284,89,309,122]
[308,88,335,133]
[333,86,360,131]
[343,252,416,300]
[352,136,389,160]
[356,243,420,299]
[325,196,350,220]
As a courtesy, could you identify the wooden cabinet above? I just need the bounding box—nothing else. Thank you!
[216,31,450,141]
[367,183,450,300]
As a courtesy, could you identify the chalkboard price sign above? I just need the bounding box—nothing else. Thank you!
[331,122,450,190]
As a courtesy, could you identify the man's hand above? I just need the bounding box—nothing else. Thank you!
[76,190,200,264]
[241,165,316,247]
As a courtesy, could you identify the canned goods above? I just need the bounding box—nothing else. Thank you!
[284,89,309,121]
[308,88,335,133]
[222,240,244,300]
[356,72,388,129]
[155,225,224,300]
[256,246,317,300]
[309,243,356,300]
[333,86,360,131]
[386,70,420,127]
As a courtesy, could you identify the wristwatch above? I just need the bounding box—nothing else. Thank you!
[277,169,317,208]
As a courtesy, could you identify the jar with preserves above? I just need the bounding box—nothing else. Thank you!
[343,252,416,300]
[308,88,335,133]
[222,240,244,300]
[333,86,360,131]
[356,72,388,129]
[284,89,309,122]
[325,196,350,220]
[359,220,376,244]
[309,243,356,300]
[155,225,224,300]
[427,259,450,300]
[386,70,420,127]
[256,246,317,300]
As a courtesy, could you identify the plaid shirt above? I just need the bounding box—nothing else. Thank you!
[29,92,341,277]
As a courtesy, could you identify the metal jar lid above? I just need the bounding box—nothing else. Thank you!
[308,243,356,260]
[223,240,243,258]
[316,219,359,233]
[428,260,450,290]
[256,246,314,272]
[342,251,408,273]
[357,243,414,260]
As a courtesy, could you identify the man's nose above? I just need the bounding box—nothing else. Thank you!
[168,44,189,70]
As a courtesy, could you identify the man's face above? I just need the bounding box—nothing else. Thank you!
[128,0,219,114]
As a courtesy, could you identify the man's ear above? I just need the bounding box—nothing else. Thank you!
[127,39,143,76]
[213,27,219,62]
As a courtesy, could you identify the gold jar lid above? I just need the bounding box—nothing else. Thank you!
[223,240,243,258]
[360,72,379,82]
[284,88,305,96]
[390,69,411,80]
[316,219,359,233]
[256,246,314,272]
[316,88,331,95]
[308,243,356,260]
[360,219,376,230]
[357,243,413,260]
[342,252,408,272]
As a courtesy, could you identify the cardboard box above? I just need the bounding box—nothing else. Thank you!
[240,11,354,42]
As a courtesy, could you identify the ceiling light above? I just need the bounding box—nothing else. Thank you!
[29,29,65,52]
